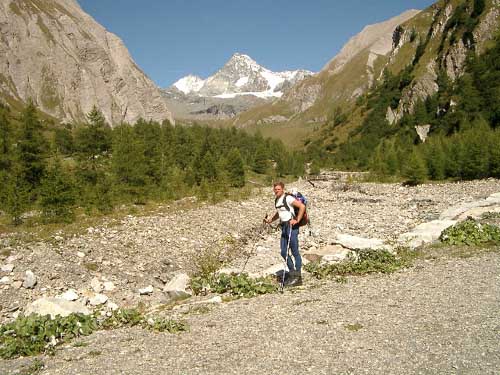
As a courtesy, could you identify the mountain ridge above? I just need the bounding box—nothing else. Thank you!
[169,53,314,99]
[0,0,173,125]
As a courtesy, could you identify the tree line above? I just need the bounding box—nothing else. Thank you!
[0,103,304,224]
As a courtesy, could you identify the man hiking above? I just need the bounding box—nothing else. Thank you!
[264,181,305,286]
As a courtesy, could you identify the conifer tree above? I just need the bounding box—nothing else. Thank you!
[425,139,446,180]
[252,145,269,174]
[403,150,428,185]
[111,123,149,201]
[39,157,76,223]
[16,102,48,192]
[225,148,245,187]
[74,106,112,160]
[489,130,500,178]
[3,170,30,225]
[0,104,11,171]
[200,151,217,182]
[54,124,74,155]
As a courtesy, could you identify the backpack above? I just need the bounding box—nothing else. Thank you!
[275,192,309,226]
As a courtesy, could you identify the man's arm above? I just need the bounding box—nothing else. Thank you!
[265,211,279,224]
[290,200,305,226]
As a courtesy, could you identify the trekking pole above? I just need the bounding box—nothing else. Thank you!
[280,221,293,293]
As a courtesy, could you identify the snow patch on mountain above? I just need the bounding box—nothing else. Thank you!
[168,53,314,98]
[173,75,205,94]
[236,76,249,87]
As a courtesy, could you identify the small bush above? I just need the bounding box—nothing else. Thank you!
[0,308,187,359]
[191,273,278,298]
[305,250,410,280]
[439,218,500,246]
[0,313,96,359]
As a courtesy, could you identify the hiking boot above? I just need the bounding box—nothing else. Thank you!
[284,271,302,287]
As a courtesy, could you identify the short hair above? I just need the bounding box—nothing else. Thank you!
[273,181,284,188]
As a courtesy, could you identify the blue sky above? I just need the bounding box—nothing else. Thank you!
[78,0,435,88]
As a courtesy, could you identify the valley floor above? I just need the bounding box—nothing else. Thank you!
[1,176,499,374]
[3,250,499,374]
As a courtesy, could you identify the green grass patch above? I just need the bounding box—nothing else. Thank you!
[0,308,188,359]
[439,218,500,246]
[345,323,363,332]
[190,273,279,299]
[304,249,412,280]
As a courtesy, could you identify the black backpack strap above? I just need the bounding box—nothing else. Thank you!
[275,194,291,212]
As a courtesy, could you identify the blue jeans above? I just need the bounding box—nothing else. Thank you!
[280,222,301,273]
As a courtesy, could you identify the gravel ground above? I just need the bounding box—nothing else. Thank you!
[1,176,499,374]
[2,250,499,375]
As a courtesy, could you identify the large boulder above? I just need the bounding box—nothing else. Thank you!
[398,220,456,249]
[163,273,191,299]
[24,297,90,319]
[332,234,392,252]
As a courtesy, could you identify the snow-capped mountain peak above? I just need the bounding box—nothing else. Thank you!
[173,74,205,94]
[167,53,314,99]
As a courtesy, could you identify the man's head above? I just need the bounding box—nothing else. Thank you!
[273,181,285,197]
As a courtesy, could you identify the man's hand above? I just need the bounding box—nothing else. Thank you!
[290,219,298,226]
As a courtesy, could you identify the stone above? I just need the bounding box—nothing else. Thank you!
[304,244,354,263]
[25,297,90,319]
[415,124,431,143]
[398,220,457,249]
[77,252,86,258]
[103,281,116,292]
[163,273,191,299]
[1,264,14,273]
[0,276,11,285]
[139,285,154,295]
[58,289,79,301]
[89,293,108,306]
[91,277,103,293]
[332,234,392,252]
[12,281,23,289]
[106,301,119,311]
[22,270,37,289]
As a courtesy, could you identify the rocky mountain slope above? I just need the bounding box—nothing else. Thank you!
[231,9,421,136]
[0,0,173,125]
[232,0,499,149]
[163,53,313,120]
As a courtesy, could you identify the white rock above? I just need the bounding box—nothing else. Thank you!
[103,281,116,291]
[256,246,269,253]
[398,220,457,249]
[77,252,86,258]
[89,293,108,306]
[1,264,14,273]
[333,234,392,252]
[58,289,79,301]
[25,297,90,319]
[0,276,11,284]
[207,295,222,304]
[106,301,119,311]
[91,277,103,293]
[22,270,37,289]
[321,249,355,264]
[139,285,154,295]
[163,273,191,299]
